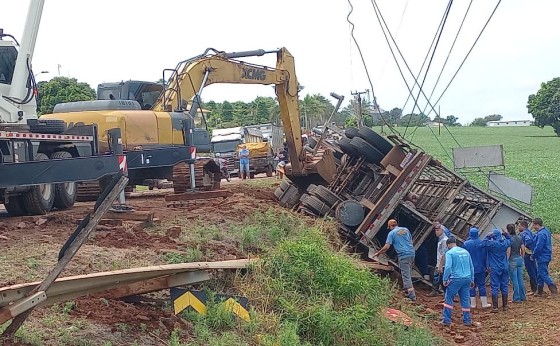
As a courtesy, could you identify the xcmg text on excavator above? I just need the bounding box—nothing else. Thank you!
[42,48,338,200]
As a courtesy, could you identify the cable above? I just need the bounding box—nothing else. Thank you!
[400,0,452,118]
[404,0,454,137]
[346,0,398,135]
[426,0,503,118]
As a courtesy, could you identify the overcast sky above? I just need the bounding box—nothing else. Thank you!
[2,0,559,124]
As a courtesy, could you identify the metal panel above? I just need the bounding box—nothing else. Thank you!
[488,172,533,204]
[483,203,531,236]
[452,145,504,169]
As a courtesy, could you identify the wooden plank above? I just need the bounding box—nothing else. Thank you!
[0,176,129,336]
[40,271,211,307]
[0,259,253,307]
[93,271,210,300]
[165,189,233,202]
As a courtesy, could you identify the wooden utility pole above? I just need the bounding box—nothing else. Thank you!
[351,90,367,128]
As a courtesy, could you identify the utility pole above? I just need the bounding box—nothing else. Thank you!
[351,90,367,128]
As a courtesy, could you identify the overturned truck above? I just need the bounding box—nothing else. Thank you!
[274,126,531,282]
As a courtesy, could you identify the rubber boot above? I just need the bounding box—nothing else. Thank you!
[536,286,544,297]
[470,297,477,309]
[480,296,491,308]
[502,294,508,311]
[548,283,558,296]
[491,295,499,313]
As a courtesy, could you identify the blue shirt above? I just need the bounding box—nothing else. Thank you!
[480,233,511,271]
[239,149,250,164]
[443,246,474,282]
[463,237,487,274]
[533,227,552,262]
[520,228,536,253]
[386,227,415,259]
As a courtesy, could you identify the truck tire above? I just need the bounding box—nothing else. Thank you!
[301,195,331,217]
[350,137,384,164]
[310,185,342,207]
[266,166,273,177]
[51,151,77,210]
[22,153,55,215]
[4,195,27,216]
[345,127,359,139]
[337,137,359,157]
[279,185,301,209]
[274,186,284,200]
[356,127,393,155]
[306,184,317,194]
[28,119,67,134]
[279,179,290,191]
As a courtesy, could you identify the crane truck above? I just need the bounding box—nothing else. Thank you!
[0,0,145,216]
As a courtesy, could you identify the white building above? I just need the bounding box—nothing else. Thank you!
[487,120,533,127]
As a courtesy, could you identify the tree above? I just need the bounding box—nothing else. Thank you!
[445,115,459,126]
[469,114,502,127]
[527,77,560,136]
[37,77,96,115]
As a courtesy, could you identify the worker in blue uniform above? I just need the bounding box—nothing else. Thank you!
[462,227,491,309]
[518,220,538,294]
[441,237,474,327]
[480,228,511,312]
[531,218,558,296]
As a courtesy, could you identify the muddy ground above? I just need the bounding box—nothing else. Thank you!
[0,176,559,345]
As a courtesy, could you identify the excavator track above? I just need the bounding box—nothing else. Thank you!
[172,159,222,194]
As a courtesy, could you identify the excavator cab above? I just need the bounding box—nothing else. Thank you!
[97,80,163,110]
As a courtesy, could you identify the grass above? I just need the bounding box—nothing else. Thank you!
[171,210,440,346]
[376,125,560,231]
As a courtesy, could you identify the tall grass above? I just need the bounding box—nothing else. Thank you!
[177,211,439,346]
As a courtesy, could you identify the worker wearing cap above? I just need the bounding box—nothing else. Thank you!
[462,227,491,309]
[373,219,416,301]
[518,220,538,295]
[441,237,475,327]
[531,218,558,296]
[480,228,511,312]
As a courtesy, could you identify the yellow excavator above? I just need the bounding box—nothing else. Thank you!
[42,48,337,199]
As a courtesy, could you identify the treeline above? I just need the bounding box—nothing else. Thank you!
[202,93,463,129]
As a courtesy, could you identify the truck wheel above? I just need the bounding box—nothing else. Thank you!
[279,184,301,208]
[4,195,27,216]
[337,138,359,157]
[301,195,332,217]
[310,185,342,207]
[274,186,284,200]
[356,127,393,155]
[28,119,67,134]
[350,137,384,164]
[22,153,55,215]
[345,127,359,139]
[279,179,290,191]
[51,151,77,210]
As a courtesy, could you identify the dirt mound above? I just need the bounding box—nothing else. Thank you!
[71,297,189,334]
[91,229,177,249]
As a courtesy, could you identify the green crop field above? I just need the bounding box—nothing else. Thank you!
[373,125,560,232]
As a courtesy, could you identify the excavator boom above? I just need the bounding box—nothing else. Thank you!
[152,48,304,175]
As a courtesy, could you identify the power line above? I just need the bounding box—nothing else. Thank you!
[404,0,454,137]
[346,0,398,134]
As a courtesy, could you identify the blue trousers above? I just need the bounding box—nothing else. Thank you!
[524,254,538,291]
[509,257,526,302]
[490,268,509,296]
[469,272,487,297]
[536,260,554,287]
[442,277,472,326]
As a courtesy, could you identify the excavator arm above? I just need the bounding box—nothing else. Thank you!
[151,48,304,175]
